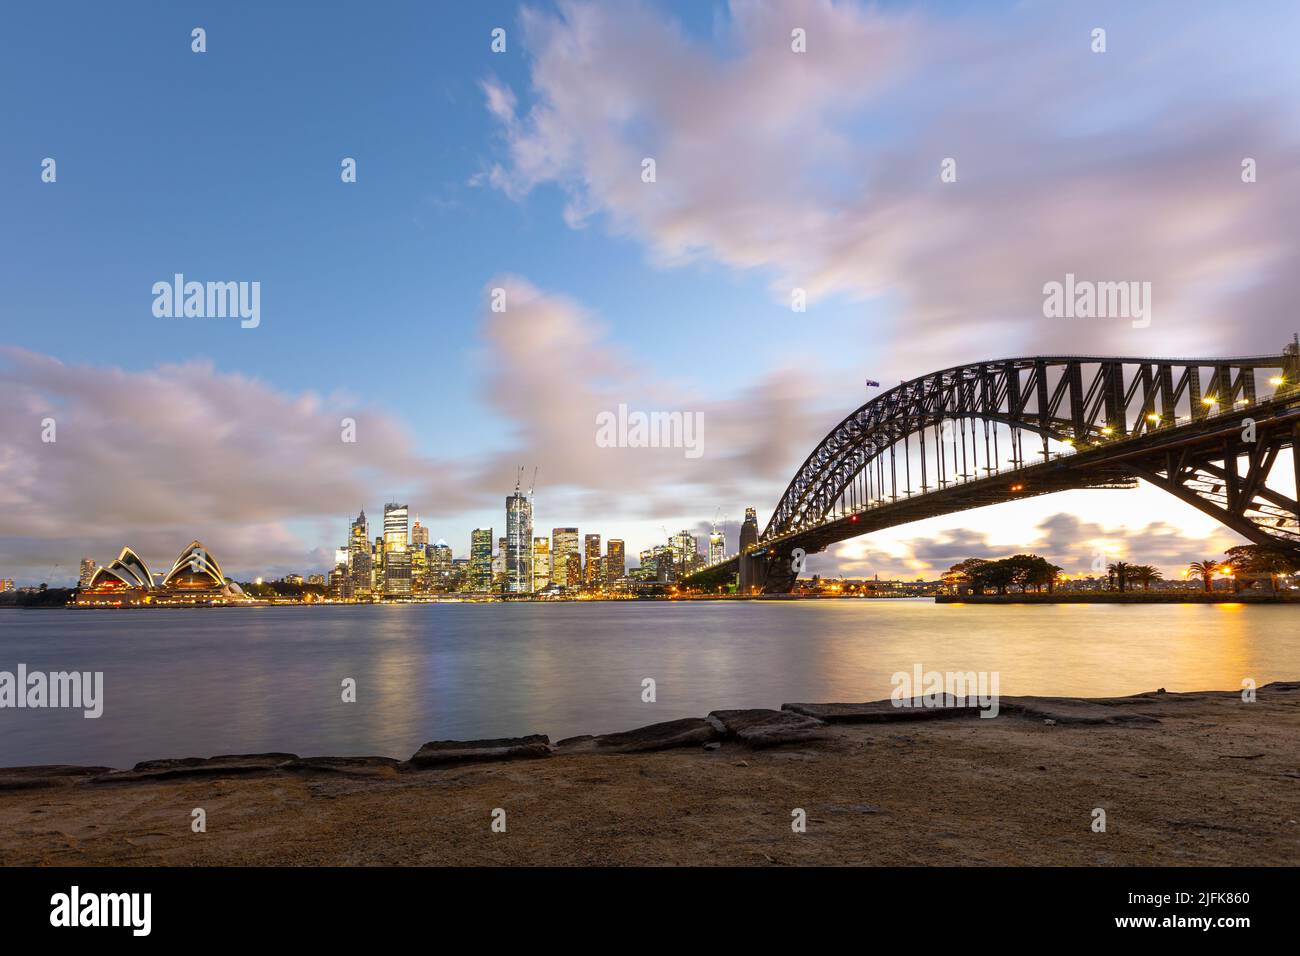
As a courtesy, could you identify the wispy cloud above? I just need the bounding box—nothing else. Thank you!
[483,0,1300,374]
[0,347,473,580]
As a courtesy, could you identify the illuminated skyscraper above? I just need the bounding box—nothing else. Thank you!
[605,539,625,585]
[78,558,98,589]
[329,565,353,600]
[382,503,411,597]
[532,537,551,591]
[671,529,699,576]
[412,517,429,547]
[551,528,580,589]
[709,527,726,565]
[505,479,533,594]
[469,528,493,593]
[584,534,601,586]
[409,544,428,593]
[383,502,409,553]
[639,544,675,582]
[384,551,411,597]
[429,540,452,592]
[349,511,372,597]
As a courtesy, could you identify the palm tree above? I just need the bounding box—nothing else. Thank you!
[1107,561,1133,592]
[1130,565,1162,591]
[1187,560,1219,593]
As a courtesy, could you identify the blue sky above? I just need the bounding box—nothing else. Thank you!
[2,1,810,431]
[3,0,1299,583]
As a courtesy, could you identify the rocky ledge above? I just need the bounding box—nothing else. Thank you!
[6,683,1298,790]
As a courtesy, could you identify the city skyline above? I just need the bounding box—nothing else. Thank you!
[5,0,1300,585]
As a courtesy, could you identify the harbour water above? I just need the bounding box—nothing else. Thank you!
[2,600,1297,767]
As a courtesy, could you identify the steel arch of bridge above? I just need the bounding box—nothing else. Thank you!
[766,351,1300,545]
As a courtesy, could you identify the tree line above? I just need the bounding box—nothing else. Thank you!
[943,544,1298,596]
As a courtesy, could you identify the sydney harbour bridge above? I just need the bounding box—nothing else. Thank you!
[685,339,1300,594]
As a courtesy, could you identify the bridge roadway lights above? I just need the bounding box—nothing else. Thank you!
[695,345,1300,595]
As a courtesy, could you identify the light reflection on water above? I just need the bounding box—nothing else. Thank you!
[1,600,1295,767]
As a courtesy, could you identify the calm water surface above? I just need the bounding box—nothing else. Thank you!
[2,601,1297,767]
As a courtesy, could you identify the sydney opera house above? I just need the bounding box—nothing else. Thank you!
[74,541,252,606]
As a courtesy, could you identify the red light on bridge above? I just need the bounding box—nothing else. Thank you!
[850,514,858,522]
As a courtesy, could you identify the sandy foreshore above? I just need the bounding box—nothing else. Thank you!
[2,683,1297,866]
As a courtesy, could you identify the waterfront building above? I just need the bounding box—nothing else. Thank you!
[329,565,353,600]
[551,528,580,589]
[412,517,429,547]
[449,557,470,592]
[383,503,409,553]
[409,544,428,593]
[584,534,601,587]
[469,528,493,592]
[381,503,410,596]
[384,549,412,597]
[349,511,372,597]
[606,539,625,585]
[307,574,326,586]
[532,537,551,592]
[83,546,154,593]
[670,530,699,577]
[641,544,675,582]
[505,481,533,594]
[429,540,452,591]
[76,541,250,605]
[0,579,13,593]
[78,558,98,588]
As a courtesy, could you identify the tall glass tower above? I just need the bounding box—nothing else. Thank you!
[383,503,411,597]
[605,539,625,584]
[709,527,726,565]
[469,528,494,592]
[551,528,579,589]
[584,534,601,586]
[532,537,551,591]
[505,478,533,594]
[349,511,372,597]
